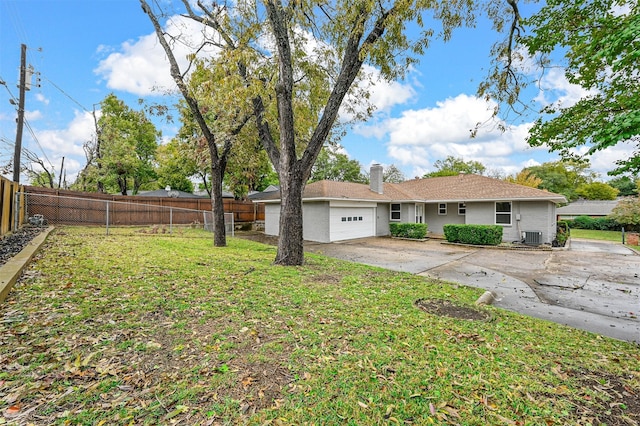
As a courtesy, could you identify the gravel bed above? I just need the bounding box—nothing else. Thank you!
[0,226,45,267]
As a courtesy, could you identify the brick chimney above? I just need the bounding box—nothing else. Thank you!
[370,164,383,194]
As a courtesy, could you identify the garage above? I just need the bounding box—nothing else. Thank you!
[329,206,376,241]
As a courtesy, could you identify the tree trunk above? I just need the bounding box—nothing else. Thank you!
[118,176,127,195]
[210,159,227,247]
[274,171,305,265]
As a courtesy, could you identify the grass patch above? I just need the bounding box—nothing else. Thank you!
[570,228,624,242]
[0,226,638,425]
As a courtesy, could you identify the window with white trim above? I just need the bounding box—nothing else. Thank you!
[438,203,447,215]
[458,202,466,215]
[495,201,512,225]
[390,203,401,221]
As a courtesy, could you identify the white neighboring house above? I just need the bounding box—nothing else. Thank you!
[255,165,567,244]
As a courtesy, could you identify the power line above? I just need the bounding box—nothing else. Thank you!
[41,75,90,112]
[23,118,54,170]
[0,75,20,105]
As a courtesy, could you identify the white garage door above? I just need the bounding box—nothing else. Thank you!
[330,207,375,241]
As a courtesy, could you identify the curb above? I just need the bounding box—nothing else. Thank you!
[0,226,54,304]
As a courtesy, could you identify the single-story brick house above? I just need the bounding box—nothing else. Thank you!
[256,165,567,244]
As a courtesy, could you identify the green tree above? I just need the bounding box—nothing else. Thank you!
[609,198,640,232]
[575,182,619,200]
[424,156,486,178]
[155,139,197,193]
[608,176,639,197]
[142,4,256,246]
[524,161,595,202]
[225,140,276,199]
[488,2,640,176]
[309,148,365,183]
[383,164,406,183]
[172,105,215,197]
[20,147,57,188]
[505,169,542,188]
[29,170,55,188]
[98,94,159,195]
[147,0,519,265]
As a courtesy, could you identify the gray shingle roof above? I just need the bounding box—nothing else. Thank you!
[397,174,566,202]
[256,174,567,204]
[556,199,621,216]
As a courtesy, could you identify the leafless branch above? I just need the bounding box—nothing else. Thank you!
[504,0,522,76]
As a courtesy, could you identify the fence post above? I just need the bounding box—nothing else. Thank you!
[106,201,110,236]
[13,192,20,232]
[170,207,173,234]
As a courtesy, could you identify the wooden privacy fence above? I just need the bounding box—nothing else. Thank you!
[23,186,264,226]
[0,176,25,237]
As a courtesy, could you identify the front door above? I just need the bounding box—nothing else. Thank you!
[415,204,424,223]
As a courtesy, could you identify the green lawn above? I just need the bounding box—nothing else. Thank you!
[1,226,638,425]
[569,228,624,242]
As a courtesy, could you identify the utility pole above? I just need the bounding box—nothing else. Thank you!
[13,44,27,184]
[58,156,65,188]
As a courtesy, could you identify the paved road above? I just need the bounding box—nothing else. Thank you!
[302,237,640,343]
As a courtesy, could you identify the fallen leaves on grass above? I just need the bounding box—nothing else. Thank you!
[0,227,638,425]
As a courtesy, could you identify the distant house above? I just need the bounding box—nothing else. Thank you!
[255,165,567,244]
[138,188,234,198]
[137,189,207,198]
[556,199,620,220]
[248,185,280,201]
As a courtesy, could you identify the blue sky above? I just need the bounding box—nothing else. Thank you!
[0,0,626,186]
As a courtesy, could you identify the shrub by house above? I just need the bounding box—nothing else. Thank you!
[389,223,428,239]
[443,224,503,246]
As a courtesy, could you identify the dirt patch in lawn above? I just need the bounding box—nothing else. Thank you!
[139,311,295,415]
[414,298,490,321]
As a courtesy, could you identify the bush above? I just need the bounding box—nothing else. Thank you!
[389,222,428,239]
[568,215,620,231]
[443,224,459,242]
[571,215,594,229]
[554,221,570,247]
[609,198,640,232]
[443,224,503,245]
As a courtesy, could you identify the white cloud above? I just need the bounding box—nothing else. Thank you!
[94,15,219,96]
[25,110,42,121]
[35,93,49,105]
[572,140,637,178]
[357,94,544,174]
[361,65,416,113]
[32,110,94,165]
[340,65,416,123]
[533,67,598,109]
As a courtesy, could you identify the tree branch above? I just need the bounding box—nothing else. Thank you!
[299,5,394,178]
[140,0,220,160]
[504,0,522,76]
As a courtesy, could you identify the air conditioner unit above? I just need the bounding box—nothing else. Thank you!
[523,231,542,246]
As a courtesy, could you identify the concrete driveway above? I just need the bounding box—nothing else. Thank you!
[303,237,640,343]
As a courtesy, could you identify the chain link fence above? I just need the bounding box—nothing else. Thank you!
[21,192,234,236]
